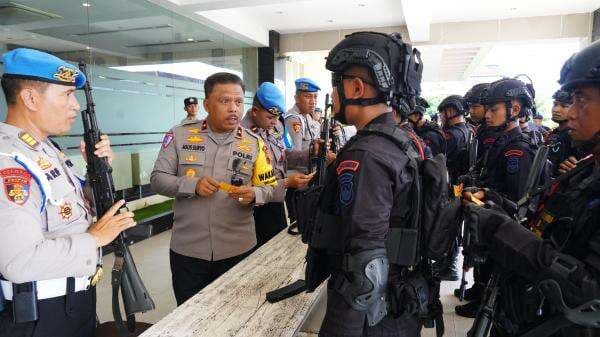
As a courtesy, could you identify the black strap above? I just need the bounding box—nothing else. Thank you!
[111,256,133,336]
[517,315,571,337]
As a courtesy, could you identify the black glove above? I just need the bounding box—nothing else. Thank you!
[464,203,514,247]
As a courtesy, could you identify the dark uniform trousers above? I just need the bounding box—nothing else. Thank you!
[253,202,287,247]
[0,288,96,337]
[170,249,250,306]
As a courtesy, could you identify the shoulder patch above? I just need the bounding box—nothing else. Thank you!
[292,123,301,133]
[506,156,520,174]
[0,168,32,205]
[162,131,174,149]
[504,149,524,158]
[336,160,360,175]
[338,173,354,206]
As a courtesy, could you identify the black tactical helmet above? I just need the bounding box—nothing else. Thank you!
[326,31,423,122]
[552,89,573,105]
[464,83,489,106]
[481,78,534,108]
[411,96,429,115]
[437,95,467,117]
[559,40,600,91]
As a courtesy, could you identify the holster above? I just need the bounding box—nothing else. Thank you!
[388,272,430,319]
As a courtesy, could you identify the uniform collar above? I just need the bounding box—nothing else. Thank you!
[366,112,396,127]
[204,119,243,145]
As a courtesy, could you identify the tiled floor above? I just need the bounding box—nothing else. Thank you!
[97,231,474,336]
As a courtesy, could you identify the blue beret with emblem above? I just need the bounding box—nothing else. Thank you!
[256,82,286,116]
[295,77,320,92]
[2,48,86,88]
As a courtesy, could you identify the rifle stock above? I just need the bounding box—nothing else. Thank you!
[78,62,155,335]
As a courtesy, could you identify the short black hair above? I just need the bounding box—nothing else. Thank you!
[252,95,263,109]
[204,72,245,98]
[1,77,49,106]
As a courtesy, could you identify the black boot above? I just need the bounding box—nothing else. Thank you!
[454,283,483,301]
[455,300,480,318]
[438,243,460,281]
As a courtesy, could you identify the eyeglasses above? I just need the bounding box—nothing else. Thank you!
[331,74,377,88]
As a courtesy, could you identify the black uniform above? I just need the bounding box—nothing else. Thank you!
[444,122,470,184]
[475,123,501,161]
[521,123,545,147]
[468,157,600,337]
[317,113,421,337]
[546,126,578,177]
[481,126,535,202]
[415,121,446,156]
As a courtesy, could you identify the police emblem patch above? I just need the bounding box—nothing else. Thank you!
[293,123,301,133]
[506,156,520,174]
[338,173,354,206]
[162,132,174,149]
[0,168,32,205]
[59,202,73,220]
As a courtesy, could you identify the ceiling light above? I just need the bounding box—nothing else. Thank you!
[187,38,194,41]
[358,3,366,7]
[327,19,333,23]
[509,7,517,10]
[275,11,283,14]
[86,46,91,50]
[82,2,91,7]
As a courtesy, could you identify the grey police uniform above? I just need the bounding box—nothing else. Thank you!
[151,119,276,261]
[0,123,98,301]
[180,116,198,124]
[284,105,317,153]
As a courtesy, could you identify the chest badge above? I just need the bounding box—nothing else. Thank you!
[237,138,253,153]
[37,157,53,170]
[187,135,204,143]
[59,202,73,220]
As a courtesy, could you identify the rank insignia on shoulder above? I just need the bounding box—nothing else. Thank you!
[188,128,200,134]
[336,160,360,175]
[37,157,52,170]
[1,168,32,205]
[18,132,39,150]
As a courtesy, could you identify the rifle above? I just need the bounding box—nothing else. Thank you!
[466,145,549,337]
[309,93,332,185]
[78,63,155,335]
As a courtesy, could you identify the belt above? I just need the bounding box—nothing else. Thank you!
[1,276,91,301]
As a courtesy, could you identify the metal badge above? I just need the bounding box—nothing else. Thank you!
[90,266,104,287]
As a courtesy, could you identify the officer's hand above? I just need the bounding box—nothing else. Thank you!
[463,189,485,206]
[228,185,255,205]
[195,176,219,197]
[87,200,136,247]
[80,134,115,165]
[332,125,342,138]
[286,172,315,189]
[326,151,336,164]
[464,203,513,247]
[558,156,578,175]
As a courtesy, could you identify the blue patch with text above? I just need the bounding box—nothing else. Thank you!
[338,173,354,206]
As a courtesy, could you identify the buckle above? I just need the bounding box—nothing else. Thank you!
[90,266,104,287]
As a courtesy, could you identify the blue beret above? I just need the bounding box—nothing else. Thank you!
[256,82,286,116]
[295,77,320,92]
[2,48,86,88]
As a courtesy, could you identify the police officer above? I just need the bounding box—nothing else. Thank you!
[532,114,550,133]
[461,39,600,337]
[181,96,199,124]
[464,83,501,160]
[151,72,277,306]
[0,48,134,337]
[284,78,321,153]
[546,89,578,177]
[408,97,447,155]
[308,31,424,337]
[438,95,471,184]
[241,82,314,246]
[455,78,536,318]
